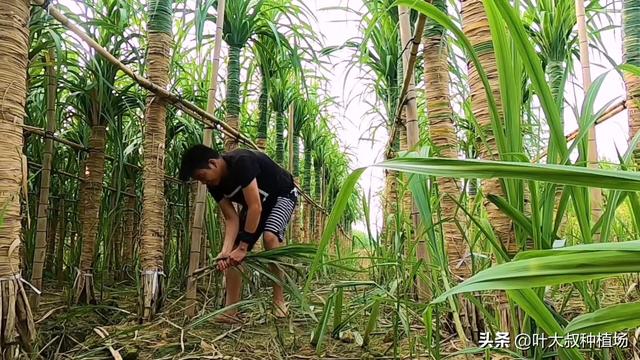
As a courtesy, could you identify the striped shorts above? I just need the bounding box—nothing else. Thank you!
[237,189,298,251]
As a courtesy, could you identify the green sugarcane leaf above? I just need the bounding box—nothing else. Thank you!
[507,289,583,360]
[434,242,640,304]
[565,301,640,334]
[311,294,334,352]
[487,194,534,238]
[362,298,381,348]
[332,287,343,338]
[620,64,640,77]
[376,157,640,191]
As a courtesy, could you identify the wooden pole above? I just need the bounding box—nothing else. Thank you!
[576,0,603,230]
[31,48,57,308]
[186,0,226,317]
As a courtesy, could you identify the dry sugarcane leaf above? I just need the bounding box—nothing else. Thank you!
[36,306,66,324]
[0,282,4,355]
[5,279,17,344]
[15,283,34,350]
[93,327,123,360]
[7,238,20,274]
[21,154,30,229]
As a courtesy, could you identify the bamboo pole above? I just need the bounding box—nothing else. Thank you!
[186,0,226,318]
[30,48,57,308]
[576,0,603,229]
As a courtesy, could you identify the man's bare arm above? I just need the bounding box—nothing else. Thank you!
[219,198,239,253]
[241,179,262,236]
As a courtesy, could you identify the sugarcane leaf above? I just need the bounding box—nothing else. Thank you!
[487,194,534,237]
[620,64,640,77]
[434,242,640,304]
[565,301,640,334]
[376,157,640,191]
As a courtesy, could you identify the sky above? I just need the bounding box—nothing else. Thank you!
[310,0,387,234]
[310,0,630,234]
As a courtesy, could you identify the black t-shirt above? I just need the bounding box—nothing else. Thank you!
[208,149,294,208]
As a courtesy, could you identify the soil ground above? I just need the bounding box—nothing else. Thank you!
[34,280,430,360]
[31,276,640,359]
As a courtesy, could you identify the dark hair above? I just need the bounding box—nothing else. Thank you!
[179,144,220,181]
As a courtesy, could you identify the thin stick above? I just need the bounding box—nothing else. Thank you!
[27,160,137,197]
[385,14,426,159]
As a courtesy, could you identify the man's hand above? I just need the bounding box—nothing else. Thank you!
[217,245,248,271]
[215,251,230,271]
[228,246,248,267]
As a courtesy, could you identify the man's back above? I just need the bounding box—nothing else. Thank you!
[208,149,294,207]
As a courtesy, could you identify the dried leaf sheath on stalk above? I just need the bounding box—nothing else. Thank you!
[461,0,515,337]
[140,0,173,321]
[424,0,468,280]
[75,125,106,304]
[0,0,35,354]
[121,180,136,279]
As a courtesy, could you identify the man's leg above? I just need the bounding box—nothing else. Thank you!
[224,258,243,316]
[220,206,254,322]
[263,231,287,317]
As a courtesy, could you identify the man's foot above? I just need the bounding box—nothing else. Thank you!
[273,302,288,318]
[213,312,243,324]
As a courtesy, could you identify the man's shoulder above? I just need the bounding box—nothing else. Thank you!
[225,149,291,175]
[224,148,261,163]
[226,148,255,157]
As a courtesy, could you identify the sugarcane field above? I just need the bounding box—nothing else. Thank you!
[2,0,640,358]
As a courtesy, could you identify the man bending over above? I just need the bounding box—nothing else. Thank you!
[179,144,298,322]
